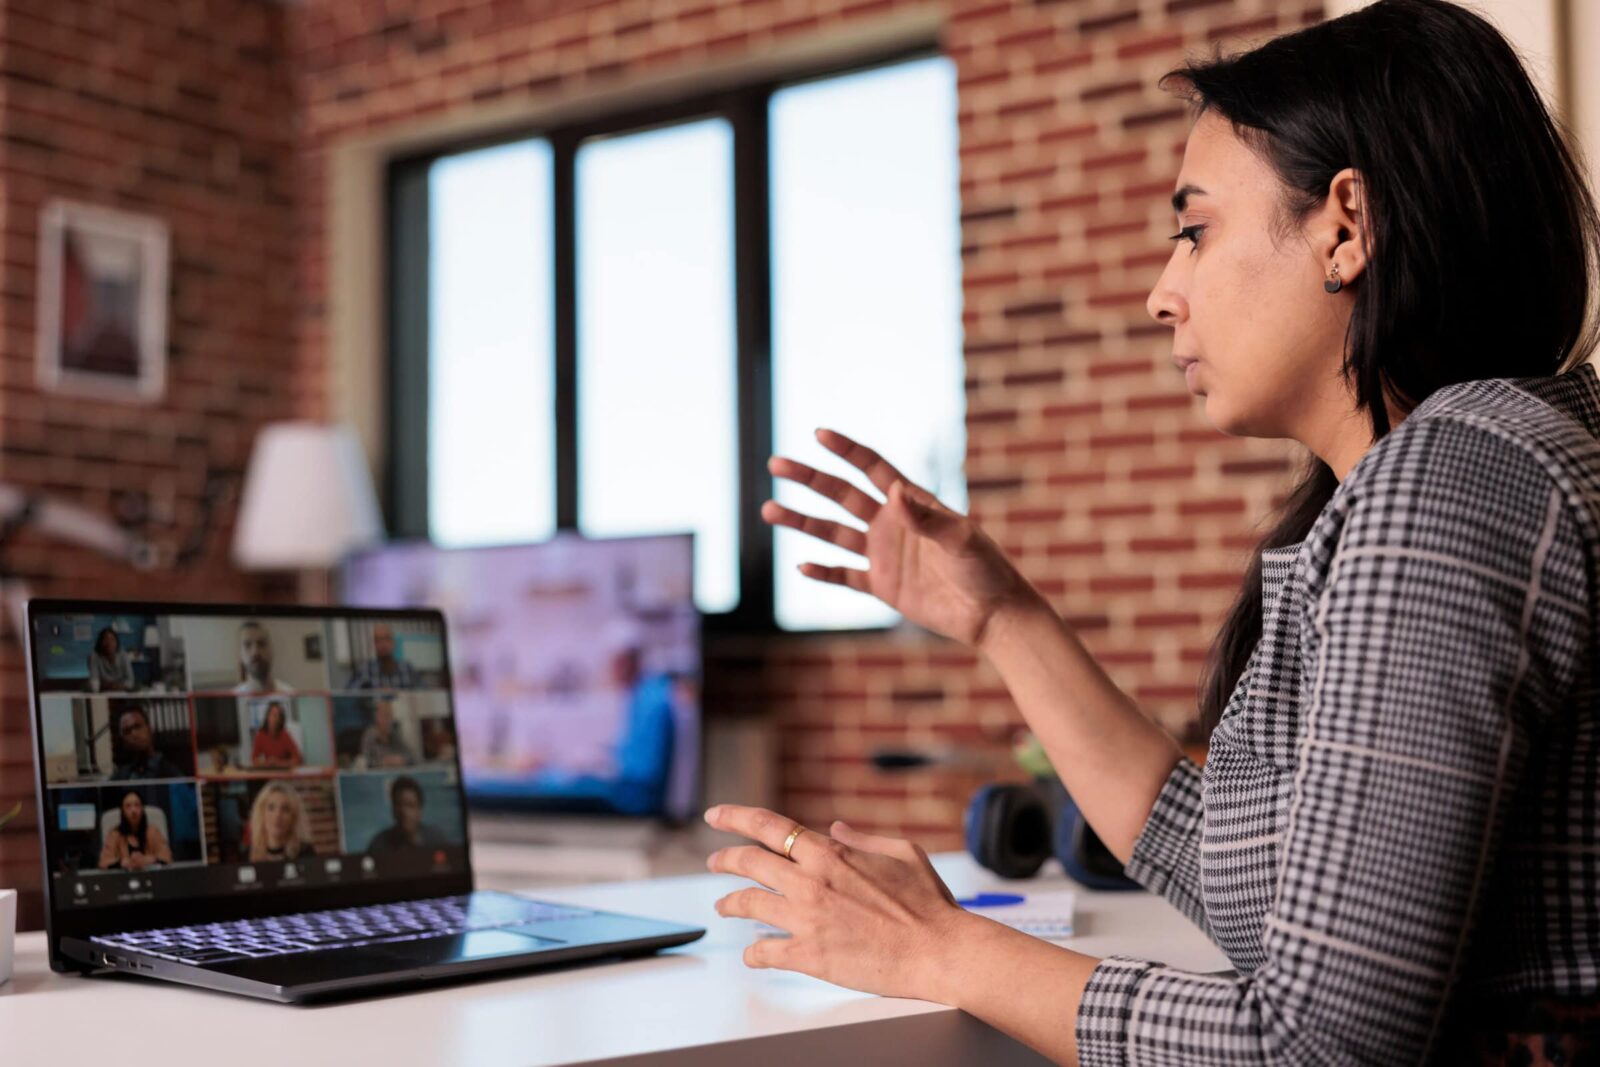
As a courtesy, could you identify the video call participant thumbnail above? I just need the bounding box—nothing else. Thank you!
[99,789,173,871]
[345,622,419,690]
[366,775,449,856]
[250,699,302,771]
[48,783,203,875]
[203,779,336,865]
[338,769,464,861]
[110,701,192,782]
[194,695,334,775]
[246,781,318,862]
[184,616,331,693]
[361,696,413,767]
[33,613,170,693]
[87,626,136,693]
[335,693,450,770]
[235,620,295,695]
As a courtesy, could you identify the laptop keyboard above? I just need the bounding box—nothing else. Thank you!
[93,894,594,966]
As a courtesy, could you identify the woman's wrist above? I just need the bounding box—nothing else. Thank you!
[919,907,1001,1008]
[975,589,1060,662]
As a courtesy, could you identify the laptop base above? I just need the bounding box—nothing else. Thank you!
[65,903,702,1003]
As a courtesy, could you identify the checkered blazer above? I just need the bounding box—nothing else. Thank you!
[1076,362,1600,1065]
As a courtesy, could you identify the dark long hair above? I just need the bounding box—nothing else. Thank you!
[116,791,148,851]
[1171,0,1600,733]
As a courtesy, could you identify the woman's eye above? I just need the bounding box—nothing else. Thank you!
[1168,224,1205,251]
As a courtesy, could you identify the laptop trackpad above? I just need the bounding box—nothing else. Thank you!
[380,929,560,966]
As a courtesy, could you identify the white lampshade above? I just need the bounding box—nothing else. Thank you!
[233,422,384,570]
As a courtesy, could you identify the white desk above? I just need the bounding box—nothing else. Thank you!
[0,853,1229,1066]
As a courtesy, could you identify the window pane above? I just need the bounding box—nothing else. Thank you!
[429,140,556,547]
[576,119,738,614]
[770,58,965,631]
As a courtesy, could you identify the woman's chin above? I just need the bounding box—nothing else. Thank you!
[1199,394,1252,438]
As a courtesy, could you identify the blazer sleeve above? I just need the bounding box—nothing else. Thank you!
[1075,420,1593,1066]
[1121,756,1211,938]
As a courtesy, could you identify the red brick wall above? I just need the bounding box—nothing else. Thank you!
[0,0,298,927]
[291,0,1316,848]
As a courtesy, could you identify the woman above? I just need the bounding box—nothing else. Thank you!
[246,781,316,862]
[703,2,1600,1064]
[249,700,303,770]
[86,626,135,693]
[98,791,172,872]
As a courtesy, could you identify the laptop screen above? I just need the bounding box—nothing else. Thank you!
[29,605,469,914]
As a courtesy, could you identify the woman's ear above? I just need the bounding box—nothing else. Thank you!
[1318,166,1371,286]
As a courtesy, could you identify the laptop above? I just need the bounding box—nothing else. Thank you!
[25,599,705,1003]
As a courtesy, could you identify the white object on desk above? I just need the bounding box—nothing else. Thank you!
[0,889,14,987]
[0,853,1229,1066]
[960,887,1078,941]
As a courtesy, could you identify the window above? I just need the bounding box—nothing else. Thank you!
[769,60,964,630]
[575,120,740,614]
[426,141,557,548]
[388,50,963,631]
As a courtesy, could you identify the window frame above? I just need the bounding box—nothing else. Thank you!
[385,42,946,635]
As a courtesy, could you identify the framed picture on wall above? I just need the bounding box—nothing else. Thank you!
[35,199,169,402]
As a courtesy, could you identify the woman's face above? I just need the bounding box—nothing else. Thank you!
[121,793,143,826]
[1146,111,1351,440]
[263,790,294,844]
[98,631,118,656]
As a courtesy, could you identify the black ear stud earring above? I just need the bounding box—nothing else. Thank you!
[1324,263,1343,293]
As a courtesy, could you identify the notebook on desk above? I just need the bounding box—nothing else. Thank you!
[25,598,704,1004]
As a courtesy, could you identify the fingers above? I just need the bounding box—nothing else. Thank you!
[743,937,797,970]
[815,429,909,496]
[704,804,813,858]
[707,844,807,896]
[797,562,870,594]
[704,804,843,873]
[715,886,794,930]
[768,456,881,522]
[829,820,918,861]
[831,821,957,905]
[760,500,867,556]
[888,481,969,554]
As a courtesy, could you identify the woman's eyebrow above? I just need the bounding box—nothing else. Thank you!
[1171,183,1208,213]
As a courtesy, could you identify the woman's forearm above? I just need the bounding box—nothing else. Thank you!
[978,596,1184,865]
[928,910,1098,1066]
[151,829,173,864]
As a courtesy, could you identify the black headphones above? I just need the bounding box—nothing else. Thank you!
[964,777,1140,889]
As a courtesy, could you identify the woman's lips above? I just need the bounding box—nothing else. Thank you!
[1174,355,1200,391]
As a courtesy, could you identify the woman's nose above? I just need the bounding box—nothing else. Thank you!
[1146,277,1186,327]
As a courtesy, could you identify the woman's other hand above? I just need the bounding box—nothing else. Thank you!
[763,429,1044,648]
[705,803,977,1002]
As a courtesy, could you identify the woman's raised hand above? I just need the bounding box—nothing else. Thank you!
[762,429,1043,648]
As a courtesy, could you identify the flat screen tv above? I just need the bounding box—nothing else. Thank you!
[341,533,699,821]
